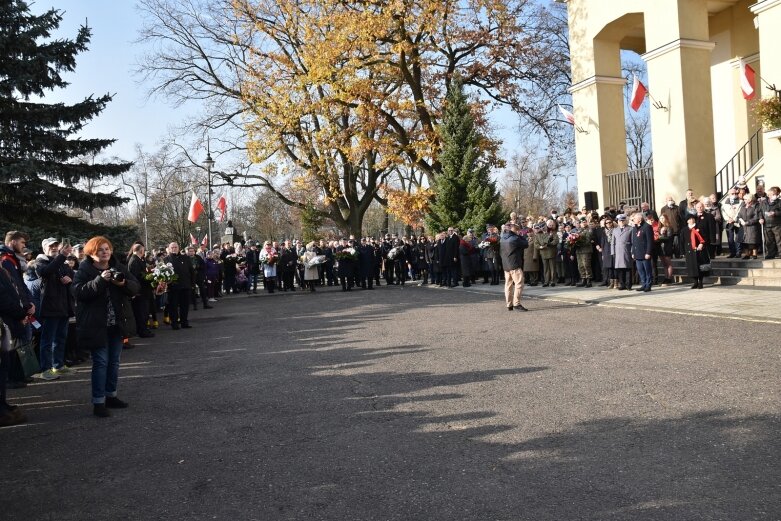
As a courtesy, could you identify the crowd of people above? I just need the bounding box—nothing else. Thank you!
[2,181,779,426]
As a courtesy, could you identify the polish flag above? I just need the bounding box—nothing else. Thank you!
[201,234,209,248]
[740,59,755,100]
[630,74,648,111]
[187,190,204,223]
[558,105,575,125]
[189,233,198,245]
[216,195,228,222]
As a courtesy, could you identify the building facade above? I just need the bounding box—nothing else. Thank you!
[563,0,781,210]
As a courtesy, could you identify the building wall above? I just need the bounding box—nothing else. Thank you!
[565,0,780,207]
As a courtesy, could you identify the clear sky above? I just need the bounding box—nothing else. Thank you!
[34,0,187,161]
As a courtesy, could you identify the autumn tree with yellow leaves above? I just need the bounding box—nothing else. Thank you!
[139,0,571,237]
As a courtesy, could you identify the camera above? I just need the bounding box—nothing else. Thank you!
[108,268,125,282]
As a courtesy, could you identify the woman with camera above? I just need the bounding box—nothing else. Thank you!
[72,236,140,417]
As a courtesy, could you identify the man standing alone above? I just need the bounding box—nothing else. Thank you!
[500,222,529,311]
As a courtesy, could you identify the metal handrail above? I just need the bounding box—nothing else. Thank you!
[715,128,763,196]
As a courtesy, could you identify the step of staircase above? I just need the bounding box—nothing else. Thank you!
[659,257,781,288]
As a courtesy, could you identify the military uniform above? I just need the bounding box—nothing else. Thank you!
[574,226,594,286]
[534,229,559,286]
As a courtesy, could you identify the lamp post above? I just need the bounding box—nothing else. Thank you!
[554,172,576,194]
[203,152,216,249]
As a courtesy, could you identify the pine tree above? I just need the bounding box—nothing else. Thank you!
[425,76,504,233]
[0,1,130,231]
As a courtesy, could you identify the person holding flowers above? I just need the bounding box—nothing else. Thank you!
[259,241,279,293]
[336,239,358,291]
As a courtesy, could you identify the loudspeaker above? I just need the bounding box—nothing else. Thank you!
[584,191,599,211]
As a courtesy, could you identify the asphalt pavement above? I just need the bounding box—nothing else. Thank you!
[1,284,779,520]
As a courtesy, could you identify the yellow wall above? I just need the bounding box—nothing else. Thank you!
[565,0,779,206]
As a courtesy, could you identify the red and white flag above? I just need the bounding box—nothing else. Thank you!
[739,59,755,100]
[189,233,198,245]
[630,74,648,112]
[201,234,209,248]
[187,190,204,223]
[216,195,228,222]
[558,105,575,125]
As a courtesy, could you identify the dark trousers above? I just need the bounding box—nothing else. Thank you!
[166,288,191,326]
[727,227,742,256]
[282,271,295,291]
[615,268,630,288]
[394,261,407,285]
[131,295,150,334]
[766,224,781,258]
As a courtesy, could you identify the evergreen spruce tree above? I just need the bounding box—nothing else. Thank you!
[0,0,130,235]
[425,76,504,233]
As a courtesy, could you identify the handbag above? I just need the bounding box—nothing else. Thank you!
[696,248,711,272]
[13,336,40,377]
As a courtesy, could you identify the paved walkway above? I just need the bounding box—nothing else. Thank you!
[447,281,781,324]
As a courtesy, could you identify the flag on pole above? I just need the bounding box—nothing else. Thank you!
[630,74,648,111]
[189,233,198,245]
[739,59,755,100]
[201,234,208,248]
[187,190,204,223]
[558,105,575,125]
[216,195,228,222]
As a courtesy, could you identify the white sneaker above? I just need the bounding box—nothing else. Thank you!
[208,298,217,302]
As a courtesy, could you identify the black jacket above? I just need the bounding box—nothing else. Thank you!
[0,264,29,338]
[72,257,140,350]
[164,253,194,289]
[630,222,655,258]
[128,254,153,297]
[35,253,74,318]
[499,230,528,271]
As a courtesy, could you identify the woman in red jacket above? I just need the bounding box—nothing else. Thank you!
[683,215,710,289]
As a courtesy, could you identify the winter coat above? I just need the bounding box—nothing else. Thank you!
[72,257,140,350]
[631,222,655,259]
[35,253,74,318]
[443,235,459,267]
[164,253,194,289]
[762,197,781,226]
[0,263,29,339]
[499,230,528,271]
[597,227,613,267]
[24,267,42,313]
[660,204,682,234]
[205,258,220,282]
[534,231,559,260]
[128,254,153,298]
[459,239,476,277]
[738,204,761,245]
[610,226,633,269]
[302,250,320,281]
[523,231,539,272]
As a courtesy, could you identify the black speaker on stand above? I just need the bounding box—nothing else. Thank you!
[584,191,599,211]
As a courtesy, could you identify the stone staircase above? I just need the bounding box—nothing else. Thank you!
[661,257,781,288]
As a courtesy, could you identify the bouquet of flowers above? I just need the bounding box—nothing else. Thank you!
[335,248,358,262]
[387,246,402,260]
[259,249,278,266]
[305,255,328,268]
[144,262,178,293]
[478,236,499,249]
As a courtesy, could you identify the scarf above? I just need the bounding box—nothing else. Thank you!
[690,228,705,251]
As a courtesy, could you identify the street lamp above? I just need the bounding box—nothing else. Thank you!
[203,151,216,249]
[553,172,576,194]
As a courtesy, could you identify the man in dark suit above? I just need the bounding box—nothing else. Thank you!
[164,242,195,329]
[358,238,375,289]
[630,213,655,292]
[444,227,460,287]
[499,222,529,311]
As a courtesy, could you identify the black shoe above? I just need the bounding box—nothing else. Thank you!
[181,323,192,329]
[617,285,626,290]
[507,305,513,311]
[171,325,180,330]
[585,279,592,288]
[766,256,776,260]
[106,397,129,409]
[542,283,549,287]
[691,282,699,289]
[576,281,586,287]
[138,331,155,338]
[515,305,528,312]
[7,381,26,389]
[550,283,556,287]
[635,287,644,291]
[697,281,704,289]
[93,404,111,418]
